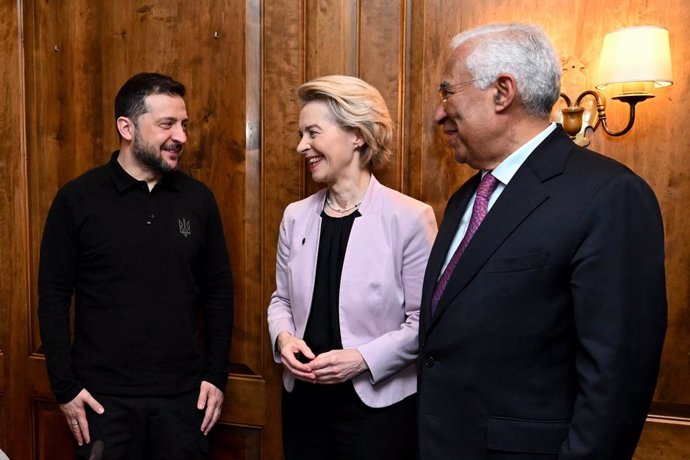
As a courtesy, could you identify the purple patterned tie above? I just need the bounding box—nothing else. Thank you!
[431,173,499,314]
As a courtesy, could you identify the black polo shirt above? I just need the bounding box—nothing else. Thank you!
[38,151,234,403]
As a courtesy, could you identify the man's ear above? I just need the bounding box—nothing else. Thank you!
[493,74,517,112]
[116,117,135,141]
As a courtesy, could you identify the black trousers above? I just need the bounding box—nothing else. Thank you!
[282,380,417,460]
[76,390,209,460]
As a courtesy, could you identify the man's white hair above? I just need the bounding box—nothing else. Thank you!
[450,23,561,117]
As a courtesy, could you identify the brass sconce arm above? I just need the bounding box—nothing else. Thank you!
[559,90,653,138]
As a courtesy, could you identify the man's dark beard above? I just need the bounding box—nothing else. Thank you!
[132,132,180,175]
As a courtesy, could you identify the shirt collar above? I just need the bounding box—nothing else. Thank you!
[108,150,182,193]
[490,122,557,186]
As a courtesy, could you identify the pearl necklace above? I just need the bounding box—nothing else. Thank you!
[326,196,361,213]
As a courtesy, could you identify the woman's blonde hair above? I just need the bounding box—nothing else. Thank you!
[298,75,393,170]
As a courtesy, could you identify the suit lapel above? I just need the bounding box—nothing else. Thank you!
[429,168,548,321]
[421,174,480,326]
[425,128,575,329]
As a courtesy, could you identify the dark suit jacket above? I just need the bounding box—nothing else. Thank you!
[417,128,667,460]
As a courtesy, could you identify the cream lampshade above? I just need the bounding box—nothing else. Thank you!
[596,26,673,97]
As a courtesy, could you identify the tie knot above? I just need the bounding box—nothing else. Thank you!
[476,173,499,198]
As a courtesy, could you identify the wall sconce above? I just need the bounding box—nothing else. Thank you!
[555,26,673,147]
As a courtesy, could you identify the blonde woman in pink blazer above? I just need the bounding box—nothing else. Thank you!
[267,75,437,460]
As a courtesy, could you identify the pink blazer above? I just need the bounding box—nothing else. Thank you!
[268,176,437,408]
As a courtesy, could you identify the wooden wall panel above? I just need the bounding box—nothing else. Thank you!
[358,0,406,190]
[303,0,358,198]
[0,397,5,451]
[209,425,261,460]
[408,0,476,213]
[261,0,306,457]
[0,0,32,457]
[634,417,690,460]
[33,401,75,460]
[301,1,411,197]
[1,0,689,458]
[305,0,358,79]
[0,2,13,449]
[24,0,105,357]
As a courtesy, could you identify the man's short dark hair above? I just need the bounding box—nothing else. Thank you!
[114,72,186,127]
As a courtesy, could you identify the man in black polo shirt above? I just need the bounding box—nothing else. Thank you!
[38,73,234,459]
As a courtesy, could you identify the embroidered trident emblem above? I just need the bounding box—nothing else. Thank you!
[178,218,191,237]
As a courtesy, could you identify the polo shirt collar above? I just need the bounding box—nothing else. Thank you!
[108,150,182,193]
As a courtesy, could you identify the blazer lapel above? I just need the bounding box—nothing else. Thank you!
[289,190,325,337]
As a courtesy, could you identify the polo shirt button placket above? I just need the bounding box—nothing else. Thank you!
[144,184,155,225]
